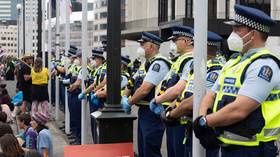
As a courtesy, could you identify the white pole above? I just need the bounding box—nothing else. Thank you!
[20,6,23,57]
[193,0,208,157]
[48,0,52,116]
[17,7,20,58]
[65,0,71,134]
[81,0,88,145]
[55,0,60,121]
[42,0,46,67]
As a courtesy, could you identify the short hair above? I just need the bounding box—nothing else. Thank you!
[17,113,31,126]
[259,32,269,41]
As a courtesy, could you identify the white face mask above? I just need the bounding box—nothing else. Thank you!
[227,31,252,52]
[170,42,177,53]
[65,57,71,65]
[73,59,81,66]
[137,47,145,58]
[90,60,97,68]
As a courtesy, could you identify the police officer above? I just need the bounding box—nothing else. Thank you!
[161,31,224,157]
[194,4,280,157]
[65,49,82,145]
[93,55,131,101]
[149,26,194,157]
[78,49,106,143]
[122,32,171,157]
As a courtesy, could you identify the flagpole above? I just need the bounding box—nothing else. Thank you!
[55,0,60,121]
[81,0,89,145]
[48,0,52,115]
[193,0,208,157]
[42,0,46,67]
[64,0,71,135]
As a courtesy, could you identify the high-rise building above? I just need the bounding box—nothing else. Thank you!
[0,21,18,56]
[0,0,11,20]
[92,0,126,48]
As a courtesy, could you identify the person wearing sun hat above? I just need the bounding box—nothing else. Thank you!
[18,52,34,114]
[194,4,280,157]
[31,112,53,157]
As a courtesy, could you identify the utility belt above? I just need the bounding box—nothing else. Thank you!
[135,101,169,109]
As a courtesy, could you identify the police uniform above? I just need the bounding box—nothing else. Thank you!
[121,55,131,96]
[157,26,194,157]
[67,47,82,144]
[177,31,224,157]
[86,49,106,143]
[127,32,171,157]
[196,5,280,157]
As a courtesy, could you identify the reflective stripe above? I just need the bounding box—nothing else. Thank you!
[222,86,240,94]
[266,93,280,101]
[264,127,280,137]
[136,100,150,106]
[220,131,257,142]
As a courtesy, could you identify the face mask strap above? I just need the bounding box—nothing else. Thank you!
[242,30,254,47]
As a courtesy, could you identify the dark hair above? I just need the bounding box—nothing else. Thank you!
[35,124,49,133]
[0,122,13,138]
[260,32,269,41]
[0,134,25,157]
[17,113,31,126]
[33,58,43,73]
[0,112,7,123]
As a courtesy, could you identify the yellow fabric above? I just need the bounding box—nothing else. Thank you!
[213,49,280,146]
[159,52,193,106]
[32,68,49,85]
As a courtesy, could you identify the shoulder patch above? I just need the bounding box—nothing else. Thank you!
[258,65,273,82]
[151,63,161,72]
[206,72,219,83]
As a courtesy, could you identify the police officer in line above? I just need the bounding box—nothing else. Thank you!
[161,31,224,157]
[61,47,82,145]
[148,26,194,157]
[122,32,171,157]
[78,49,106,143]
[194,4,280,157]
[93,55,131,100]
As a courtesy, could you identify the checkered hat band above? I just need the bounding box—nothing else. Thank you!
[142,36,161,45]
[92,53,104,58]
[235,14,270,33]
[173,31,193,39]
[207,41,220,47]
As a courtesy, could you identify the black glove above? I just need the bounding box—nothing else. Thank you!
[160,106,180,127]
[193,116,221,149]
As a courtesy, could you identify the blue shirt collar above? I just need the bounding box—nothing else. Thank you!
[240,47,266,62]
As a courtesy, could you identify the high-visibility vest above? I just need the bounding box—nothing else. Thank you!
[131,54,171,105]
[158,52,193,106]
[213,49,280,146]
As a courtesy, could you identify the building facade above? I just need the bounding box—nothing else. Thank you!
[122,0,280,58]
[0,21,18,56]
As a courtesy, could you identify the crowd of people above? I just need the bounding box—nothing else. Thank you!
[0,53,53,156]
[0,3,279,157]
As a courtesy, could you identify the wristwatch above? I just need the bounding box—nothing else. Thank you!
[199,116,207,127]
